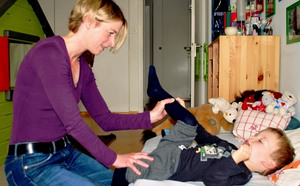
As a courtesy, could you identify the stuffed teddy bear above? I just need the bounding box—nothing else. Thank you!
[265,91,297,116]
[208,97,239,123]
[140,104,234,144]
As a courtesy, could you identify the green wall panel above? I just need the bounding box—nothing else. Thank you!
[0,0,45,39]
[0,141,10,157]
[0,115,12,130]
[0,92,5,101]
[0,0,47,165]
[0,139,10,164]
[0,102,12,116]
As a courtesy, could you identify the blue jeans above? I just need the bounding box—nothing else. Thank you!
[5,142,113,186]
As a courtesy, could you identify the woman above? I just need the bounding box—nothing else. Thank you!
[5,0,173,185]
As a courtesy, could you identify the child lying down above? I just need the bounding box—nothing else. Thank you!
[112,65,295,186]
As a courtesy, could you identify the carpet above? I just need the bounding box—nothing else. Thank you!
[67,133,116,158]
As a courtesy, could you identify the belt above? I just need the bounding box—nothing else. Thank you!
[8,136,68,156]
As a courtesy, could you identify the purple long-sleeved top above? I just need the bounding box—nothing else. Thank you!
[10,36,152,167]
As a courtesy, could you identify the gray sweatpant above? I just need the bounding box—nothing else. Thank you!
[126,120,197,183]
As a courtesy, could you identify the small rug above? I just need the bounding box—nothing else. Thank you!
[67,134,116,158]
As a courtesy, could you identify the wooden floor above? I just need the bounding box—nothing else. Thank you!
[0,115,148,185]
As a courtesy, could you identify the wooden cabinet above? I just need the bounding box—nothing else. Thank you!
[208,36,280,103]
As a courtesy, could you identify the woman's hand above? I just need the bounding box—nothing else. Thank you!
[112,153,154,175]
[149,98,175,123]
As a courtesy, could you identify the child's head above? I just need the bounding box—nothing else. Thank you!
[247,127,295,176]
[263,128,295,175]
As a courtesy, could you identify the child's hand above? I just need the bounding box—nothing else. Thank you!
[231,144,252,164]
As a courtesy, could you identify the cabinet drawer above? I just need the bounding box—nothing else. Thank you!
[0,127,12,142]
[0,115,12,130]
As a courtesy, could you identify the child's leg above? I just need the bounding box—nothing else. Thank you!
[147,65,198,126]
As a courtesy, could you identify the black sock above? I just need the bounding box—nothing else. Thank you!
[147,65,198,126]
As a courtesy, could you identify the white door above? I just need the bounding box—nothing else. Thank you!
[149,0,194,107]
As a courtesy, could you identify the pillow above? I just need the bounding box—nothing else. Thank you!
[285,117,300,130]
[233,110,293,141]
[267,127,300,186]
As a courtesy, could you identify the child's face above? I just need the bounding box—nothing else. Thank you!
[245,130,279,164]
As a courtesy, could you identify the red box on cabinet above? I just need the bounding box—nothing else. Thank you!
[0,37,9,91]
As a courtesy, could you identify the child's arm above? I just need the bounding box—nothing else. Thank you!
[202,156,252,186]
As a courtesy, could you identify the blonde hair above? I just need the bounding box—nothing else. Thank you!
[260,127,295,176]
[68,0,127,52]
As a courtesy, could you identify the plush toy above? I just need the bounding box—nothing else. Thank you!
[242,91,275,112]
[208,97,239,123]
[234,89,282,104]
[241,94,256,110]
[265,91,297,116]
[140,104,234,144]
[253,91,276,111]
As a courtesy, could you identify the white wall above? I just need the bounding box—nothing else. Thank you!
[38,0,144,112]
[39,0,300,119]
[38,0,54,31]
[273,0,300,119]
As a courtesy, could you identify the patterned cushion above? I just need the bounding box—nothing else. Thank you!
[233,110,293,141]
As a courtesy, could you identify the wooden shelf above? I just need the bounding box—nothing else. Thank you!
[207,36,280,103]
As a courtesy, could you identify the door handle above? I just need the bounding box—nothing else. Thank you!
[184,46,191,51]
